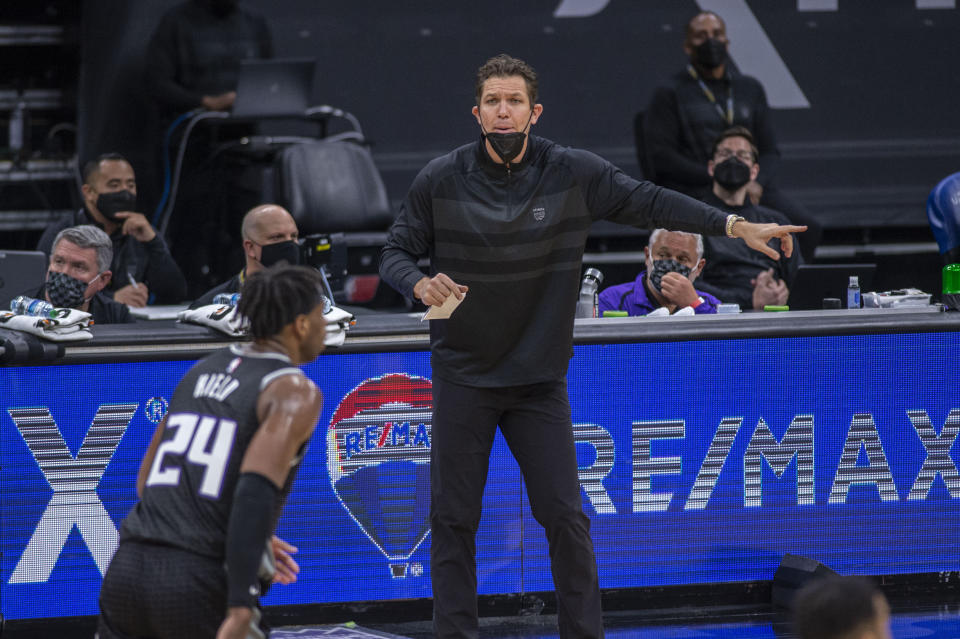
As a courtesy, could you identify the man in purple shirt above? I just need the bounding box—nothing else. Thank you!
[599,228,720,316]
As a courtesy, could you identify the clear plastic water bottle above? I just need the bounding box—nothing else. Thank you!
[576,268,603,318]
[847,276,861,309]
[213,292,241,306]
[10,296,56,318]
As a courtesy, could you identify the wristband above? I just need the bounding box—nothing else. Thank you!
[225,472,278,608]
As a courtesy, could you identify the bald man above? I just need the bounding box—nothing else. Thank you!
[189,204,300,308]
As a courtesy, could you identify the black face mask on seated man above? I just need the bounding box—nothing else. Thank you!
[259,240,301,268]
[96,190,138,223]
[713,157,752,191]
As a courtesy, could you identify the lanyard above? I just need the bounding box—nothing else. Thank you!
[687,64,733,126]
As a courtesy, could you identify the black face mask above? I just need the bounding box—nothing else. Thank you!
[481,111,534,166]
[648,259,693,293]
[47,270,98,308]
[485,132,527,165]
[95,190,138,223]
[713,157,752,191]
[259,240,300,268]
[693,38,727,69]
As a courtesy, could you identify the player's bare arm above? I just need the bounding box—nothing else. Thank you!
[243,373,322,486]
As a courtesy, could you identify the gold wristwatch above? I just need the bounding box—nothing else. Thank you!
[725,214,746,238]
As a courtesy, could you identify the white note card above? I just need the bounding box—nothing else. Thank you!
[421,292,466,321]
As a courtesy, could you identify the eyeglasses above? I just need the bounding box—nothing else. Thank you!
[714,148,755,163]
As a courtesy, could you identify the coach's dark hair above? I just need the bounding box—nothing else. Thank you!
[82,152,131,184]
[475,54,538,106]
[792,576,883,639]
[237,265,326,339]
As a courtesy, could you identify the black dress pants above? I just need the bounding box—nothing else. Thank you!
[430,376,604,639]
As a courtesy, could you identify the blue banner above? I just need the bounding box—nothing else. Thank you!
[1,332,958,619]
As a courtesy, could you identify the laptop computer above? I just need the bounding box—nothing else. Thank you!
[0,250,47,310]
[231,57,316,118]
[788,263,877,310]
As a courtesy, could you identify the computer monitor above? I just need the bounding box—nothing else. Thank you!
[0,250,48,310]
[788,263,877,310]
[231,57,316,118]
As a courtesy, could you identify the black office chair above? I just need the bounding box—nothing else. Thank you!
[273,137,393,236]
[632,110,657,183]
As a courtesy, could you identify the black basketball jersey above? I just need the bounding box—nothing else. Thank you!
[120,344,306,558]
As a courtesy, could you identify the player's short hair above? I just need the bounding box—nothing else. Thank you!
[238,265,327,339]
[475,54,538,106]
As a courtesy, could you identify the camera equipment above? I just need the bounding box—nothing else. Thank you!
[300,232,348,293]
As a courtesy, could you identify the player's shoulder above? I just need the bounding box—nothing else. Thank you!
[262,368,321,404]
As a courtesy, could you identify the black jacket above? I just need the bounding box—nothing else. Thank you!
[380,135,728,387]
[33,286,133,325]
[695,192,800,309]
[644,68,781,198]
[37,209,188,304]
[189,271,243,309]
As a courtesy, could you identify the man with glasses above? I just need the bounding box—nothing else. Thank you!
[694,126,801,310]
[38,225,133,323]
[642,10,822,262]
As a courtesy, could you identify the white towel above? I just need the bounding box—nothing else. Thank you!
[0,310,94,341]
[178,303,356,346]
[646,306,695,317]
[176,304,247,336]
[323,305,355,347]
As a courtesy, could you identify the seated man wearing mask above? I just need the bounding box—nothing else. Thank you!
[694,126,800,310]
[36,153,187,306]
[37,225,134,324]
[642,10,822,263]
[598,228,720,316]
[189,204,299,308]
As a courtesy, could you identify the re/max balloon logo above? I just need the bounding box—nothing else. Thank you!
[326,373,433,579]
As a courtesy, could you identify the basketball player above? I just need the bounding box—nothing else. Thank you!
[97,264,327,639]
